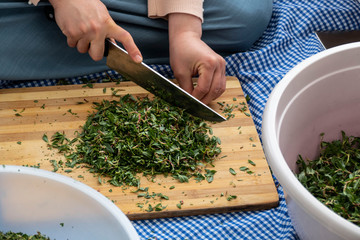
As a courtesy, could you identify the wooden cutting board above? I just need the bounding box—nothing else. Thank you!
[0,76,278,220]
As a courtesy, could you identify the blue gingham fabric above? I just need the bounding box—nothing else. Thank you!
[2,0,360,239]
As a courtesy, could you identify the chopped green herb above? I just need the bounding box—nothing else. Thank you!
[176,200,184,209]
[296,131,360,226]
[194,172,206,182]
[49,159,60,172]
[239,166,249,171]
[174,174,189,183]
[248,159,256,166]
[23,163,41,169]
[227,195,237,201]
[67,109,77,115]
[82,83,93,88]
[136,203,144,209]
[229,168,236,175]
[46,132,72,153]
[154,203,167,211]
[157,193,169,200]
[42,134,49,143]
[98,176,103,184]
[145,203,167,212]
[0,231,50,239]
[205,169,217,183]
[47,94,221,187]
[217,101,225,107]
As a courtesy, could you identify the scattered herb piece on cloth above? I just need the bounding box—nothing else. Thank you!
[47,94,221,187]
[296,131,360,226]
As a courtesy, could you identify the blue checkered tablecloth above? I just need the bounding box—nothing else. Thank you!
[2,0,360,239]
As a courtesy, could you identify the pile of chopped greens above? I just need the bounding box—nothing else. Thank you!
[0,231,50,240]
[46,94,221,187]
[296,131,360,226]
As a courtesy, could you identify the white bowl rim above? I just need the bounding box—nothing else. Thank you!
[262,42,360,237]
[0,165,140,239]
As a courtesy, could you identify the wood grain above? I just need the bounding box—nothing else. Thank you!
[0,76,278,220]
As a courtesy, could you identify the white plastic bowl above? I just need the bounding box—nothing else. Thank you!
[262,42,360,240]
[0,165,139,240]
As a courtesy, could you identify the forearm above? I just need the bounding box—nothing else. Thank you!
[168,13,202,45]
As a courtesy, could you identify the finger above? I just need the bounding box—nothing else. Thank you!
[108,23,142,63]
[67,37,78,48]
[175,71,194,95]
[196,56,226,104]
[210,58,226,100]
[77,38,91,54]
[88,37,105,61]
[62,28,80,48]
[200,67,226,104]
[192,65,215,102]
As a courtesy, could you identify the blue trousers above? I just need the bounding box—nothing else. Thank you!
[0,0,273,80]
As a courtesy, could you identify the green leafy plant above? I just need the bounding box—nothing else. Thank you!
[0,231,50,240]
[296,131,360,226]
[46,94,221,188]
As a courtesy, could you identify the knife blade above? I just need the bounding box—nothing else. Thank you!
[316,30,360,49]
[104,39,226,122]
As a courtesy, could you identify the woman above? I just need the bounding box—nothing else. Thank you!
[0,0,273,104]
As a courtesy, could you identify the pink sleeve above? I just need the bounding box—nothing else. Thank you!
[148,0,204,22]
[28,0,40,5]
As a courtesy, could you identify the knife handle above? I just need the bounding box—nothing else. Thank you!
[44,6,55,21]
[104,39,110,57]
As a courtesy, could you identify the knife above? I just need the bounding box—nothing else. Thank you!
[316,30,360,49]
[104,39,226,122]
[44,6,225,122]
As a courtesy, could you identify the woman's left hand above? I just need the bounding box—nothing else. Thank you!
[168,13,226,105]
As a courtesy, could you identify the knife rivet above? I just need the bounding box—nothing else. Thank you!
[44,6,55,22]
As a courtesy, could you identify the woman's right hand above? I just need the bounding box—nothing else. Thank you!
[49,0,142,63]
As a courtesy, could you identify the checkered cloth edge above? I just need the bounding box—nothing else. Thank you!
[2,0,360,239]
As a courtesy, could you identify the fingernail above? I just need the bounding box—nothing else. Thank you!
[135,55,143,63]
